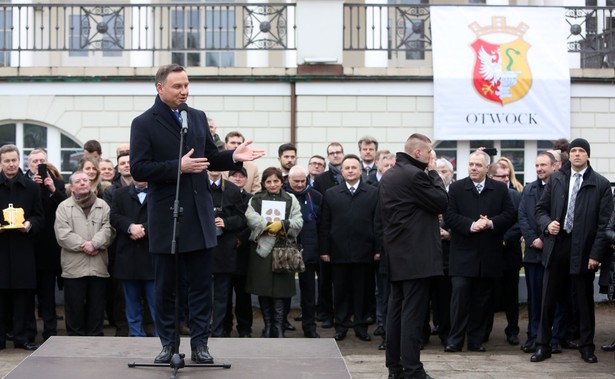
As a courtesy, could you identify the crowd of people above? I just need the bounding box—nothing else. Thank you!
[1,65,614,379]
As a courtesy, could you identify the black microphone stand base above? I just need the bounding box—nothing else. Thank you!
[128,352,231,379]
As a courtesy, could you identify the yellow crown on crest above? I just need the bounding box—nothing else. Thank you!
[469,16,529,37]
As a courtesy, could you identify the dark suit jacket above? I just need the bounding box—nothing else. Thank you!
[518,179,545,264]
[313,165,342,196]
[319,181,380,263]
[110,185,154,281]
[444,176,516,278]
[130,95,241,254]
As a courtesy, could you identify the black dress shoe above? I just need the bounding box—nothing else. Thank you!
[387,370,403,379]
[365,315,376,325]
[530,347,551,362]
[333,331,347,341]
[444,344,461,352]
[294,313,303,321]
[238,333,252,338]
[154,345,175,363]
[550,343,562,354]
[284,321,296,331]
[467,344,486,352]
[373,325,385,336]
[321,319,333,329]
[601,341,615,351]
[14,342,38,351]
[506,334,520,346]
[303,330,320,338]
[581,351,598,363]
[563,339,579,349]
[0,341,5,350]
[355,331,372,342]
[521,339,536,353]
[191,345,214,364]
[378,339,386,350]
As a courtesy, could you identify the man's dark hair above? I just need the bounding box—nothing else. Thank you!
[83,140,102,155]
[309,154,326,162]
[117,150,130,164]
[326,142,344,154]
[538,151,557,164]
[278,143,296,157]
[155,64,185,86]
[225,131,245,143]
[341,153,362,166]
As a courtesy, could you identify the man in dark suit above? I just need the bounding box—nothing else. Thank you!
[110,180,155,337]
[532,138,613,364]
[443,150,516,353]
[130,64,264,364]
[379,134,448,379]
[0,144,44,351]
[313,142,345,329]
[319,154,379,343]
[207,170,246,338]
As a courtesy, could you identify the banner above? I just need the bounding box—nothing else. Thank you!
[431,6,570,140]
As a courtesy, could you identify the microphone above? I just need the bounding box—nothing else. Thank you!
[178,102,189,132]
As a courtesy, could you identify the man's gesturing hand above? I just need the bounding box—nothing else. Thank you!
[181,148,209,173]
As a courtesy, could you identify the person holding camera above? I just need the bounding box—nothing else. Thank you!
[207,170,247,337]
[25,148,67,342]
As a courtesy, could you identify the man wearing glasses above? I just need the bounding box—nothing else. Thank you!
[307,155,326,186]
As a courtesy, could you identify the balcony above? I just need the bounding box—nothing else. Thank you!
[1,3,615,72]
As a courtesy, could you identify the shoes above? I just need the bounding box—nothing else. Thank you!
[580,351,598,364]
[563,339,580,349]
[333,331,347,341]
[191,345,214,364]
[506,334,520,346]
[551,343,562,354]
[5,333,13,341]
[179,322,190,336]
[238,333,252,338]
[378,339,386,350]
[0,341,5,350]
[467,344,486,352]
[294,313,303,321]
[387,370,403,379]
[373,325,385,336]
[365,315,376,325]
[530,346,552,362]
[284,321,296,331]
[431,325,440,336]
[521,340,536,353]
[321,319,333,329]
[303,330,320,338]
[601,341,615,351]
[444,344,461,353]
[14,342,38,351]
[355,331,372,342]
[154,345,175,363]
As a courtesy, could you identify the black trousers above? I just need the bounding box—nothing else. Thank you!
[316,260,333,320]
[431,275,452,345]
[537,234,596,351]
[447,276,494,348]
[331,263,373,334]
[153,250,212,349]
[63,276,106,336]
[211,273,232,337]
[0,289,35,345]
[35,269,59,340]
[386,278,430,378]
[223,273,253,336]
[298,263,318,333]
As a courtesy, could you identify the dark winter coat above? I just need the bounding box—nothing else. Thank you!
[210,179,246,274]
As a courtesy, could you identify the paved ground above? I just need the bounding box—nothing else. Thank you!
[1,303,614,378]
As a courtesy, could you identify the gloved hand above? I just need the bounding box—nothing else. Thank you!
[265,220,283,234]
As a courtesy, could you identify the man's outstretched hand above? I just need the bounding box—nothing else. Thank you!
[232,140,265,162]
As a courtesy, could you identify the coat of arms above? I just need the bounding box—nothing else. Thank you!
[469,16,532,105]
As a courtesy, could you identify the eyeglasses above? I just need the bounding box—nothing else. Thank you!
[309,162,325,167]
[328,151,343,156]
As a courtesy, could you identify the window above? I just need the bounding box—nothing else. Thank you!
[205,8,235,67]
[102,13,124,57]
[0,122,82,180]
[434,140,457,172]
[0,7,12,66]
[388,0,428,61]
[69,15,88,57]
[171,8,201,67]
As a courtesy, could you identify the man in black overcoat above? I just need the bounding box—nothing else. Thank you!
[0,144,44,351]
[130,64,264,364]
[443,150,516,353]
[379,134,448,379]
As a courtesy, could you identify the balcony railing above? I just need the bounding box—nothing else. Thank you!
[2,3,615,70]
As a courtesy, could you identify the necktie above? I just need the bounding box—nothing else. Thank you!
[349,186,355,194]
[564,173,581,233]
[135,186,147,194]
[476,183,483,194]
[173,110,182,124]
[211,183,219,190]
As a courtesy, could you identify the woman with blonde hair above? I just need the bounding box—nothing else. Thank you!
[497,157,523,192]
[71,157,104,198]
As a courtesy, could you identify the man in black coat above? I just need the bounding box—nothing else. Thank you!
[110,180,155,337]
[379,134,448,379]
[285,165,323,338]
[207,170,246,338]
[319,154,379,342]
[532,138,613,364]
[443,150,516,353]
[25,148,66,342]
[0,144,44,351]
[130,64,264,364]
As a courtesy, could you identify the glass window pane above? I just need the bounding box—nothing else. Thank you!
[61,134,81,149]
[537,140,553,150]
[500,151,524,173]
[501,140,524,149]
[60,133,83,175]
[24,123,47,148]
[470,140,494,149]
[0,123,16,145]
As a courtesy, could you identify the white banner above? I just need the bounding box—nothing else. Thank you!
[431,6,570,140]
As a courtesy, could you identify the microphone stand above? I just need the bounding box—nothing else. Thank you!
[128,115,231,378]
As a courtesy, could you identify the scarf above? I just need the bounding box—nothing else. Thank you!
[285,184,316,222]
[74,191,97,218]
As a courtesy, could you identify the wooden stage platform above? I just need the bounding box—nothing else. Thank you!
[5,336,351,379]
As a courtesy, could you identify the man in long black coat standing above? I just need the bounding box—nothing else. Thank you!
[379,134,448,379]
[0,144,44,351]
[532,138,612,364]
[130,64,264,364]
[443,150,516,353]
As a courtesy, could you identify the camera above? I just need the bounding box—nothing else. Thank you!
[214,207,224,236]
[483,148,498,156]
[38,163,48,180]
